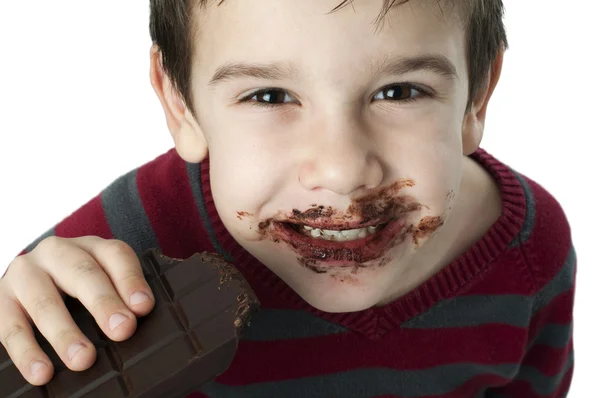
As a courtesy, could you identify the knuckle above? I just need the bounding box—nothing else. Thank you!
[71,260,100,279]
[55,327,79,344]
[6,256,29,276]
[104,240,134,258]
[32,295,61,313]
[91,294,122,314]
[19,345,42,365]
[36,236,63,253]
[119,269,145,285]
[2,323,27,350]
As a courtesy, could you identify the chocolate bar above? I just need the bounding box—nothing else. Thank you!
[0,249,259,398]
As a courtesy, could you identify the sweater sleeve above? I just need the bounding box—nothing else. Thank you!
[486,177,576,398]
[2,148,220,277]
[486,253,575,398]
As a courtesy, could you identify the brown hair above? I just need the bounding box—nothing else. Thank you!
[149,0,508,112]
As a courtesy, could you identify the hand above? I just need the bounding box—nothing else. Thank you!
[0,236,155,385]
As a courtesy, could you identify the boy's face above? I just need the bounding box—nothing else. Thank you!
[161,0,489,312]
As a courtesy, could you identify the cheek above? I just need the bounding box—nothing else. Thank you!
[382,111,464,204]
[205,120,294,235]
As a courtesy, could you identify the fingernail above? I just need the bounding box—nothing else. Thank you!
[67,343,85,361]
[30,361,47,377]
[109,312,128,330]
[130,291,150,305]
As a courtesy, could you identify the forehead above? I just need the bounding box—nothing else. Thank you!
[192,0,467,81]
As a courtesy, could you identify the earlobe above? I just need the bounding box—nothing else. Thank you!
[149,45,208,163]
[462,51,505,155]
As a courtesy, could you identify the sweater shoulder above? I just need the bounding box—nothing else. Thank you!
[101,147,217,258]
[511,170,575,292]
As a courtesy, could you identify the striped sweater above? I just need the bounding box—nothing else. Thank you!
[19,148,575,397]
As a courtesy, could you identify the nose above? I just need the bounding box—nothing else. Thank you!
[298,117,384,195]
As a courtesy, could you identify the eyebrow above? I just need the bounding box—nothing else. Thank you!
[375,54,458,81]
[208,54,457,86]
[209,62,300,86]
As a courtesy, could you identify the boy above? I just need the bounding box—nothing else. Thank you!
[0,0,575,397]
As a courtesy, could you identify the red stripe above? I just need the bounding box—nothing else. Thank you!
[526,289,574,348]
[135,149,215,259]
[185,368,572,398]
[54,195,113,239]
[555,365,574,397]
[216,324,527,384]
[185,392,208,398]
[463,249,536,295]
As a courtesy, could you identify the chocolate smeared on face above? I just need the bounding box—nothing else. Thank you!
[298,258,327,274]
[446,190,456,210]
[242,179,446,275]
[291,206,334,220]
[283,179,417,230]
[236,211,252,220]
[298,256,370,274]
[412,216,444,246]
[347,179,416,222]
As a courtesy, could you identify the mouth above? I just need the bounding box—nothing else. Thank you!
[290,222,386,242]
[272,217,407,266]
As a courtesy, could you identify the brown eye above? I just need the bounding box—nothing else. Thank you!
[373,84,424,102]
[252,89,292,104]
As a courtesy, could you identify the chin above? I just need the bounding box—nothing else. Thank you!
[286,274,387,314]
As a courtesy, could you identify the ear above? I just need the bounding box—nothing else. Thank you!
[149,45,208,163]
[461,50,504,155]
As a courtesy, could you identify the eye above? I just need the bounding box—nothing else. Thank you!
[373,84,427,102]
[241,88,296,107]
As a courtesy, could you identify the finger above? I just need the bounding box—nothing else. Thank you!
[79,238,155,316]
[10,263,96,372]
[0,291,54,386]
[32,238,137,342]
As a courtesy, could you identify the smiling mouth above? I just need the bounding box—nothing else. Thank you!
[272,217,407,266]
[289,222,387,242]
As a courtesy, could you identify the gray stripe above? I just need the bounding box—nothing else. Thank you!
[241,310,572,346]
[532,246,576,314]
[515,348,574,396]
[186,162,233,262]
[483,394,509,398]
[509,170,536,248]
[201,362,519,398]
[401,294,533,328]
[402,246,575,329]
[24,227,55,253]
[241,309,348,341]
[101,169,159,253]
[527,323,572,351]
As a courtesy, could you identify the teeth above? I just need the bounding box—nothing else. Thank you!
[300,224,382,241]
[310,228,321,238]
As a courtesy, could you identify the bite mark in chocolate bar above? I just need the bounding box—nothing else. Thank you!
[0,249,259,398]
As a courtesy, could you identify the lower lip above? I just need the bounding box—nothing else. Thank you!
[272,218,406,266]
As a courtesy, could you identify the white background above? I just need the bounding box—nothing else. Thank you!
[0,1,597,395]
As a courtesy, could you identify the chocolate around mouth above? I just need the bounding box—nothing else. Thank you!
[273,217,406,265]
[247,179,444,274]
